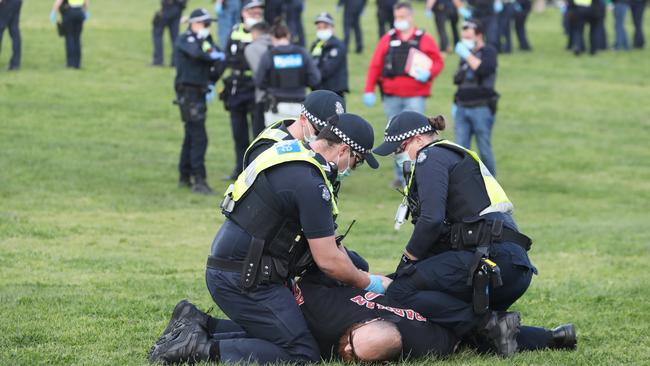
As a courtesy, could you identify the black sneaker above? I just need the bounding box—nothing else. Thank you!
[178,176,192,189]
[148,319,213,364]
[160,300,210,339]
[550,323,577,350]
[192,179,214,195]
[483,311,521,357]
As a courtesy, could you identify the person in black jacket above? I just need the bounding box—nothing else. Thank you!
[174,8,226,194]
[309,13,348,100]
[152,0,186,66]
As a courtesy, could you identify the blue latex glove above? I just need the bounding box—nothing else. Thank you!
[84,11,89,20]
[455,42,472,59]
[206,85,216,103]
[452,103,458,118]
[513,2,523,12]
[215,2,223,16]
[414,68,431,83]
[363,92,376,107]
[425,8,433,18]
[364,275,386,294]
[209,49,225,61]
[459,6,472,19]
[494,0,504,13]
[50,11,57,24]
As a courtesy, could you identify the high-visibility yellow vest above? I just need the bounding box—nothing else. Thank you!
[224,140,339,215]
[231,24,252,43]
[68,0,85,7]
[311,40,325,57]
[406,140,513,217]
[243,119,293,165]
[574,0,592,7]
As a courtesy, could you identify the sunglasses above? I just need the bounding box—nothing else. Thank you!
[351,151,365,169]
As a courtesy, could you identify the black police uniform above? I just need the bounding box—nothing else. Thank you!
[205,143,339,363]
[174,29,225,184]
[376,0,397,37]
[310,36,349,99]
[286,0,305,46]
[59,0,85,69]
[468,0,499,49]
[223,23,256,178]
[0,0,22,70]
[432,0,460,52]
[339,0,366,53]
[295,275,458,360]
[152,0,187,66]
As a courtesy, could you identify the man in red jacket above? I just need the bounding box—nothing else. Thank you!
[363,1,444,188]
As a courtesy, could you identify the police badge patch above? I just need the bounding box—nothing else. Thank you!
[187,36,195,43]
[319,184,331,202]
[417,151,428,164]
[335,101,344,115]
[329,48,338,58]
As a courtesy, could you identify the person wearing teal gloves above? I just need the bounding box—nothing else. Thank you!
[50,0,88,69]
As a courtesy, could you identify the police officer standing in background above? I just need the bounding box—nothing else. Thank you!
[50,0,88,69]
[512,0,532,51]
[221,0,264,181]
[338,0,367,54]
[174,9,226,194]
[151,0,186,67]
[254,18,321,125]
[0,0,22,71]
[286,0,306,46]
[377,0,398,37]
[149,114,391,364]
[426,0,460,53]
[310,13,349,101]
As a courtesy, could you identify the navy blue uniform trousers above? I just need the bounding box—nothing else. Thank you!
[152,12,180,66]
[61,8,84,68]
[386,242,553,351]
[343,0,365,52]
[0,0,21,69]
[205,269,321,364]
[177,86,208,179]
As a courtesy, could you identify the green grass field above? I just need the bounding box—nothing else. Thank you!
[1,0,650,364]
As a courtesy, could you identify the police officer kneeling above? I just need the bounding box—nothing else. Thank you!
[149,114,391,364]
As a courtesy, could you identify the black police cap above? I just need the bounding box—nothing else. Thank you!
[373,111,433,156]
[329,113,379,169]
[301,90,345,131]
[314,12,335,26]
[187,8,216,24]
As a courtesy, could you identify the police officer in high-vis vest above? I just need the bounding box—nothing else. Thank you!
[148,114,390,364]
[373,111,576,356]
[221,0,264,181]
[309,13,349,100]
[174,9,226,194]
[254,18,321,126]
[50,0,88,69]
[243,89,346,168]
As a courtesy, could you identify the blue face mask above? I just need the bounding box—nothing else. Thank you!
[336,152,352,182]
[395,152,412,170]
[461,38,476,50]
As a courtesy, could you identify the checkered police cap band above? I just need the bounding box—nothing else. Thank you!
[301,104,328,129]
[331,126,371,154]
[384,125,433,142]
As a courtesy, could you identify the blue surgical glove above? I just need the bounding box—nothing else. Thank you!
[215,2,223,16]
[494,0,504,13]
[364,275,386,294]
[84,11,89,20]
[363,92,376,107]
[459,6,472,19]
[452,103,458,118]
[50,11,57,24]
[425,8,433,18]
[209,49,225,61]
[206,85,216,103]
[455,42,472,59]
[414,68,431,83]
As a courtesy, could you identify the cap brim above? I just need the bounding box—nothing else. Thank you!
[364,153,379,169]
[373,141,401,156]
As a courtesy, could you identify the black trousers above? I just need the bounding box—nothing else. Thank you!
[434,8,459,52]
[61,8,84,68]
[513,1,532,50]
[376,0,396,37]
[228,98,255,175]
[177,86,209,179]
[152,13,180,66]
[630,0,645,48]
[571,6,599,54]
[343,0,365,52]
[498,3,514,52]
[286,0,305,46]
[0,0,21,69]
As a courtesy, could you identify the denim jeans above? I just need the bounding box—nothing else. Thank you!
[454,105,497,176]
[613,2,629,50]
[217,0,241,48]
[382,96,426,184]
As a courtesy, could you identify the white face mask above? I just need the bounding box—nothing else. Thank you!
[303,122,317,144]
[394,20,410,32]
[461,38,476,50]
[197,28,211,39]
[335,150,352,182]
[244,17,260,28]
[316,29,333,41]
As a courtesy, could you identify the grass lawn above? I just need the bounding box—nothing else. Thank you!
[1,0,649,364]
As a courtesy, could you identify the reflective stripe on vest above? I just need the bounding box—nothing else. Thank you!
[242,119,293,165]
[231,24,253,42]
[405,140,513,216]
[311,40,325,57]
[574,0,592,6]
[68,0,84,6]
[230,140,339,215]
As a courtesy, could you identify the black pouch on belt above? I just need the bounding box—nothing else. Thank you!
[472,265,490,315]
[240,237,265,290]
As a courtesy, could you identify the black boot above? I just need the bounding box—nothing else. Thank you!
[178,175,192,189]
[148,319,214,364]
[192,177,214,195]
[482,311,521,357]
[160,300,211,339]
[549,324,577,350]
